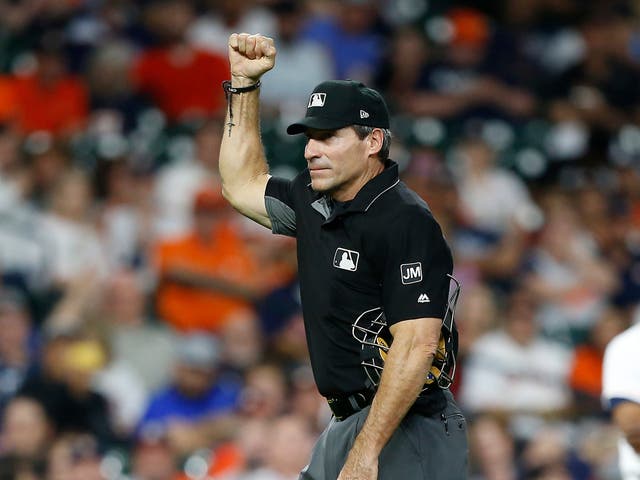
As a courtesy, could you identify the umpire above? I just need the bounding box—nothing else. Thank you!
[219,33,469,479]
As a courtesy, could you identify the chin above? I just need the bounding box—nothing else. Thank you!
[310,179,332,193]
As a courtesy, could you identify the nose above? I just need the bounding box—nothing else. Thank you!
[304,138,320,162]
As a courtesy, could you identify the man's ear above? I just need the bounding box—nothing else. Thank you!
[368,128,384,157]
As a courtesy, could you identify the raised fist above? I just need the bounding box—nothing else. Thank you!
[228,33,276,86]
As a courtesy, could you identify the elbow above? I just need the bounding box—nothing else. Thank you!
[221,185,250,217]
[221,184,231,201]
[221,184,238,208]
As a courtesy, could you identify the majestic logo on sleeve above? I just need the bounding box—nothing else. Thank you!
[418,293,430,303]
[401,262,422,284]
[308,93,326,107]
[333,248,359,271]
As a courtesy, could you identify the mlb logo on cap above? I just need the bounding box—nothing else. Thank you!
[308,93,326,107]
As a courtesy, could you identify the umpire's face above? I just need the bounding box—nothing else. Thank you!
[304,126,383,202]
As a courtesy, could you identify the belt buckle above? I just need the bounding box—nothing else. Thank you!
[327,396,347,421]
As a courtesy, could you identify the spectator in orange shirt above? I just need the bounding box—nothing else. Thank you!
[132,0,230,122]
[10,38,88,137]
[155,187,261,333]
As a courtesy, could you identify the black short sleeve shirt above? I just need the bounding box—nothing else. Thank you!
[264,161,453,396]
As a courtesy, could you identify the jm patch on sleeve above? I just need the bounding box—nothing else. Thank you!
[400,262,423,284]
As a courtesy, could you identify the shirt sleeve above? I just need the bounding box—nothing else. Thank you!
[265,176,297,237]
[602,331,640,408]
[380,208,453,325]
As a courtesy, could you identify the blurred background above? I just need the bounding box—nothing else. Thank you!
[1,0,640,478]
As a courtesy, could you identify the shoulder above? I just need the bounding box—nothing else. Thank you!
[369,183,442,236]
[606,324,640,355]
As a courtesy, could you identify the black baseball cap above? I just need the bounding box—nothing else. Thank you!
[286,80,390,135]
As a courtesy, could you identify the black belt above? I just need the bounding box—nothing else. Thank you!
[326,389,375,421]
[326,388,447,421]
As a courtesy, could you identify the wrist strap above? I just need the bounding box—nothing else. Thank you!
[222,80,261,95]
[222,80,261,138]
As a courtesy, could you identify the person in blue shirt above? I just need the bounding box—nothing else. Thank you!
[137,333,241,450]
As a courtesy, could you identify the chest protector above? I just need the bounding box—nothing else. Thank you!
[352,275,461,393]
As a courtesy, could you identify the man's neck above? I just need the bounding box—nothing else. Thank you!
[332,162,385,202]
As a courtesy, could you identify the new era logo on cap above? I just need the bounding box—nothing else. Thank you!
[308,93,326,107]
[360,110,369,119]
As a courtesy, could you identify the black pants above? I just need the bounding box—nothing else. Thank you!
[299,390,469,479]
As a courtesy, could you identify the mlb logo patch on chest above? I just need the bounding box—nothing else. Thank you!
[333,248,359,272]
[401,262,422,284]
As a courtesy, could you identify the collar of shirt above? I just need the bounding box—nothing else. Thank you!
[310,160,400,225]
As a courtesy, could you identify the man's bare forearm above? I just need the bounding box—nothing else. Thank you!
[337,320,440,479]
[219,34,277,226]
[218,81,269,197]
[352,319,441,456]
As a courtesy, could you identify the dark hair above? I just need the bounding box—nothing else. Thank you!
[352,125,392,162]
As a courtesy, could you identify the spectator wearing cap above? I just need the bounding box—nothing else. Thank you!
[154,187,262,333]
[137,333,241,455]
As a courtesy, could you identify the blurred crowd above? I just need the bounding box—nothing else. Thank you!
[1,0,640,478]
